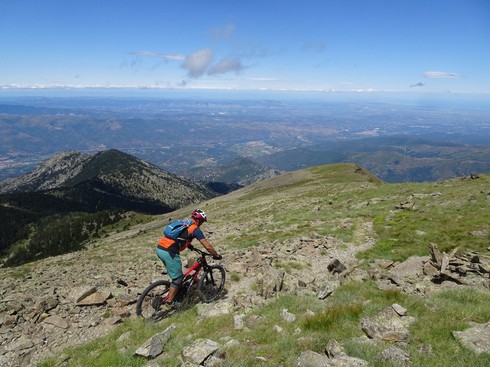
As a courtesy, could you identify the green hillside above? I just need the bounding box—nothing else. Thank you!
[208,162,488,258]
[3,163,489,367]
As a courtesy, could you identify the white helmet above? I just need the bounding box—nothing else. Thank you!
[191,209,207,222]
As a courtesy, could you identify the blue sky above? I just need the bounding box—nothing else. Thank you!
[1,0,489,94]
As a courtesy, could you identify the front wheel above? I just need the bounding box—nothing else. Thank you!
[136,280,171,321]
[198,265,226,303]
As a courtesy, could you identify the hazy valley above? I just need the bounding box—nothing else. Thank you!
[1,94,490,184]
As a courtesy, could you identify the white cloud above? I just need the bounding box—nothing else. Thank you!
[130,51,186,61]
[130,48,249,79]
[182,48,214,78]
[212,23,236,40]
[423,71,463,79]
[246,77,278,81]
[208,57,245,75]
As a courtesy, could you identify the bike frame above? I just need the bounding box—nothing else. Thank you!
[182,255,206,286]
[176,247,215,297]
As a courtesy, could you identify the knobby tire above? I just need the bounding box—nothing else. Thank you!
[136,279,171,321]
[198,265,226,303]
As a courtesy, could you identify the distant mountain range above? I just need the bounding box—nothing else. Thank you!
[256,137,490,183]
[2,98,490,184]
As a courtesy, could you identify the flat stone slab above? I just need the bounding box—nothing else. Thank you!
[181,338,219,365]
[453,322,490,354]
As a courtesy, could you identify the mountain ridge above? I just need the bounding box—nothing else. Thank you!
[0,149,236,263]
[0,149,223,208]
[182,156,282,186]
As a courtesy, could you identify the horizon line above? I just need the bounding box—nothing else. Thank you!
[1,84,489,95]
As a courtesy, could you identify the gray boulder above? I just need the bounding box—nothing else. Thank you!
[452,322,490,354]
[181,338,220,365]
[134,325,176,359]
[360,304,416,342]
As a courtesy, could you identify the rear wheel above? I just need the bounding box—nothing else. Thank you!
[198,265,226,303]
[136,280,172,321]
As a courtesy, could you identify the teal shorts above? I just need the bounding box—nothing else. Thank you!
[156,247,183,281]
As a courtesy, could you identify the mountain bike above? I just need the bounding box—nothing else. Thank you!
[136,246,226,321]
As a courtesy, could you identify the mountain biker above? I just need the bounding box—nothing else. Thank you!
[156,209,222,311]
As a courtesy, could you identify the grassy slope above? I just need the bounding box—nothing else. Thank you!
[207,162,489,258]
[18,162,490,366]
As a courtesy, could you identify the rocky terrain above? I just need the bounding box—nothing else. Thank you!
[1,164,489,366]
[1,209,488,366]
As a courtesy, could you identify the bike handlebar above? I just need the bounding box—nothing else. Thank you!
[188,245,222,260]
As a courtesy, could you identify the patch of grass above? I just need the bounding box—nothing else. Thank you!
[274,260,309,274]
[302,303,364,332]
[407,287,490,367]
[225,234,236,242]
[6,264,32,279]
[230,236,260,249]
[223,294,318,366]
[39,319,160,367]
[358,176,490,261]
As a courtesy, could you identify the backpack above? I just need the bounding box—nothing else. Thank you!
[163,217,193,240]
